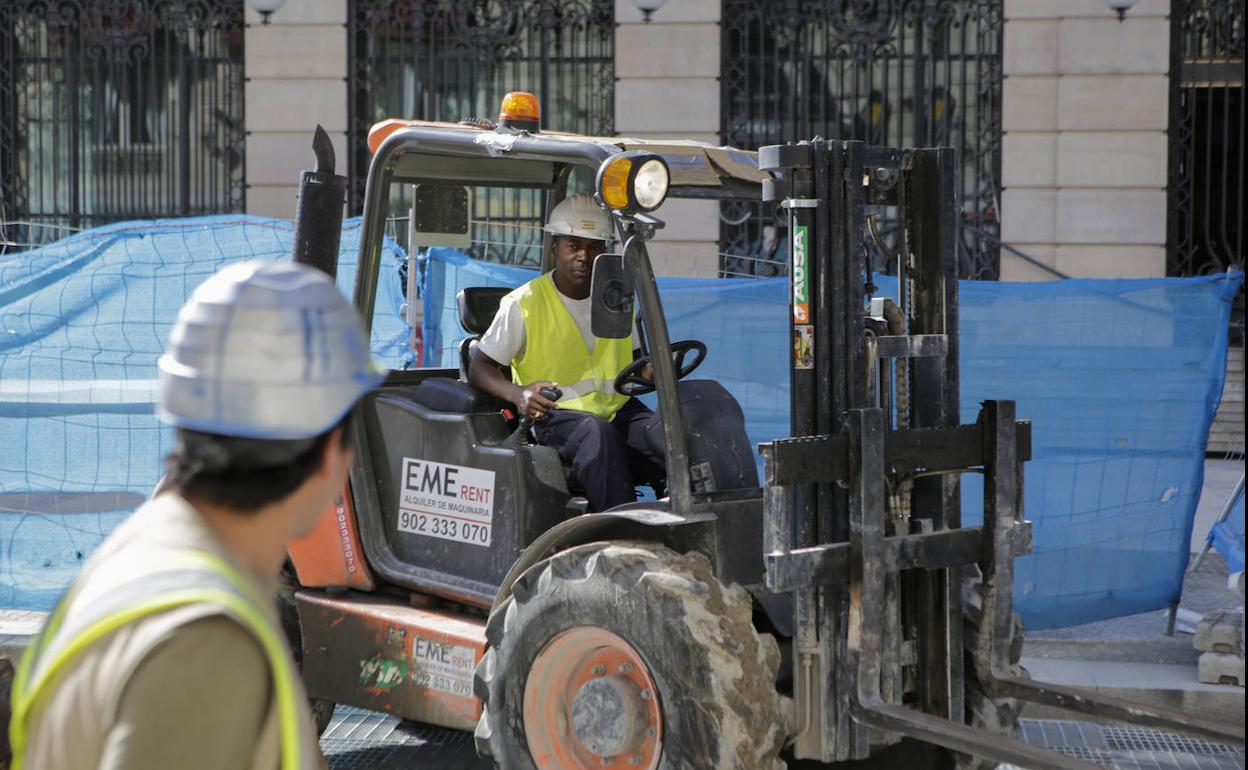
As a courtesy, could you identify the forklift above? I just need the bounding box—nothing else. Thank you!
[281,93,1245,769]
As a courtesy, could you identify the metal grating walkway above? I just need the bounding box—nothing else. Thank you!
[321,707,483,770]
[321,709,1246,770]
[1006,720,1244,770]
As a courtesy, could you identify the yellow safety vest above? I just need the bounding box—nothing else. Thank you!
[9,550,306,770]
[510,272,632,421]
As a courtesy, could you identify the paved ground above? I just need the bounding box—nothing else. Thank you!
[319,707,1245,770]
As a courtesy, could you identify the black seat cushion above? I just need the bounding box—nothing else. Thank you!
[457,286,512,336]
[414,377,507,414]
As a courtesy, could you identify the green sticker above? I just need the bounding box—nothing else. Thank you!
[792,226,810,323]
[359,655,408,689]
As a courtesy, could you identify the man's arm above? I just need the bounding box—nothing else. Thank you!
[468,348,558,421]
[471,297,558,421]
[468,347,522,406]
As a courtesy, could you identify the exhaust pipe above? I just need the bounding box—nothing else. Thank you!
[292,124,348,279]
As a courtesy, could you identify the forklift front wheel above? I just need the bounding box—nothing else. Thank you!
[474,541,790,770]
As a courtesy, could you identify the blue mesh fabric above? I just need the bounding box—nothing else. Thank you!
[1,226,1239,628]
[0,216,408,610]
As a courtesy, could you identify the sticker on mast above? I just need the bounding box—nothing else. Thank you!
[794,325,814,370]
[397,458,495,547]
[792,225,810,323]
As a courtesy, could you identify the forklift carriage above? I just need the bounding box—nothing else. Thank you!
[283,97,1245,770]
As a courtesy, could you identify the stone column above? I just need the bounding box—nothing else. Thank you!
[614,0,721,277]
[1001,0,1170,279]
[244,0,348,220]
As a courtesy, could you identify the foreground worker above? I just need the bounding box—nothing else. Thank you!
[8,261,383,770]
[469,193,665,511]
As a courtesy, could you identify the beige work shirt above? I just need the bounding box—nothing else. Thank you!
[20,493,324,770]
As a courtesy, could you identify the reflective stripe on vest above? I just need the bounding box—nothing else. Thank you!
[510,272,631,421]
[9,550,304,770]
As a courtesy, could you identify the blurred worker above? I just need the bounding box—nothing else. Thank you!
[468,193,666,511]
[9,260,383,770]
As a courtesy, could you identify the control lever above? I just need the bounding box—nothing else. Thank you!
[504,386,561,447]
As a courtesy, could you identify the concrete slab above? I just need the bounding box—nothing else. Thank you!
[1021,657,1246,724]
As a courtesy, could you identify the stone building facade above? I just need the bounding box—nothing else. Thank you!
[1001,0,1171,279]
[242,0,1207,281]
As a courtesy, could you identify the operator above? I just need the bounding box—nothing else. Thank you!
[468,193,666,512]
[9,260,383,770]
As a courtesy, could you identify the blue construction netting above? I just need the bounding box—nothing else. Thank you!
[1209,481,1245,573]
[423,248,1243,629]
[1,223,1241,629]
[0,216,409,611]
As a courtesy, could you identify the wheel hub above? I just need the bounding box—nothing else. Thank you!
[523,627,662,770]
[571,675,647,757]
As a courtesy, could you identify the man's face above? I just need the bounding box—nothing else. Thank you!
[554,235,606,293]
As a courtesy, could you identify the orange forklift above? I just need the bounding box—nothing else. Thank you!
[281,93,1245,770]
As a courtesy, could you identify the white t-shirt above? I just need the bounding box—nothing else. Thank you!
[475,281,638,366]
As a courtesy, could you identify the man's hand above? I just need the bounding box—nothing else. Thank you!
[514,380,559,421]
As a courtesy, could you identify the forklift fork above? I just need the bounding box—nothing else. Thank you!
[971,401,1245,748]
[763,402,1244,767]
[839,403,1244,769]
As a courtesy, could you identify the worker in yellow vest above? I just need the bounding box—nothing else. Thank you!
[8,260,383,770]
[469,193,666,511]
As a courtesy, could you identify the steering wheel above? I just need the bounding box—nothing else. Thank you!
[614,340,707,397]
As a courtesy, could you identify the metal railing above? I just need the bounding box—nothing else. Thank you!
[719,0,1004,280]
[0,0,246,250]
[1168,0,1245,282]
[346,0,615,255]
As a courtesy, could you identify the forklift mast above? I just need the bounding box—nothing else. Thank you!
[757,140,1244,767]
[762,141,963,762]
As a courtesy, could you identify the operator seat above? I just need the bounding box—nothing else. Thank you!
[410,286,511,414]
[456,286,512,380]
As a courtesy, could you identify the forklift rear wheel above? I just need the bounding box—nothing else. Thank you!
[956,582,1026,770]
[827,582,1025,770]
[474,541,790,770]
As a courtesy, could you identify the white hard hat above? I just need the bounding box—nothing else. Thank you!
[544,193,613,242]
[157,260,384,440]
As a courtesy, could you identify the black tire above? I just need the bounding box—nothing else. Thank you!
[277,566,337,736]
[823,580,1024,770]
[956,581,1026,770]
[474,541,791,770]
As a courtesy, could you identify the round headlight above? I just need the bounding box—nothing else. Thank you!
[596,151,671,216]
[633,158,669,211]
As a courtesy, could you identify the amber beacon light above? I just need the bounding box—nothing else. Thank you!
[498,92,541,132]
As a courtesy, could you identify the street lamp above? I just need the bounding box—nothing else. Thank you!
[1103,0,1138,22]
[632,0,669,23]
[247,0,287,25]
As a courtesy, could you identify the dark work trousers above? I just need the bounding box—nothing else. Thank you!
[532,398,667,512]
